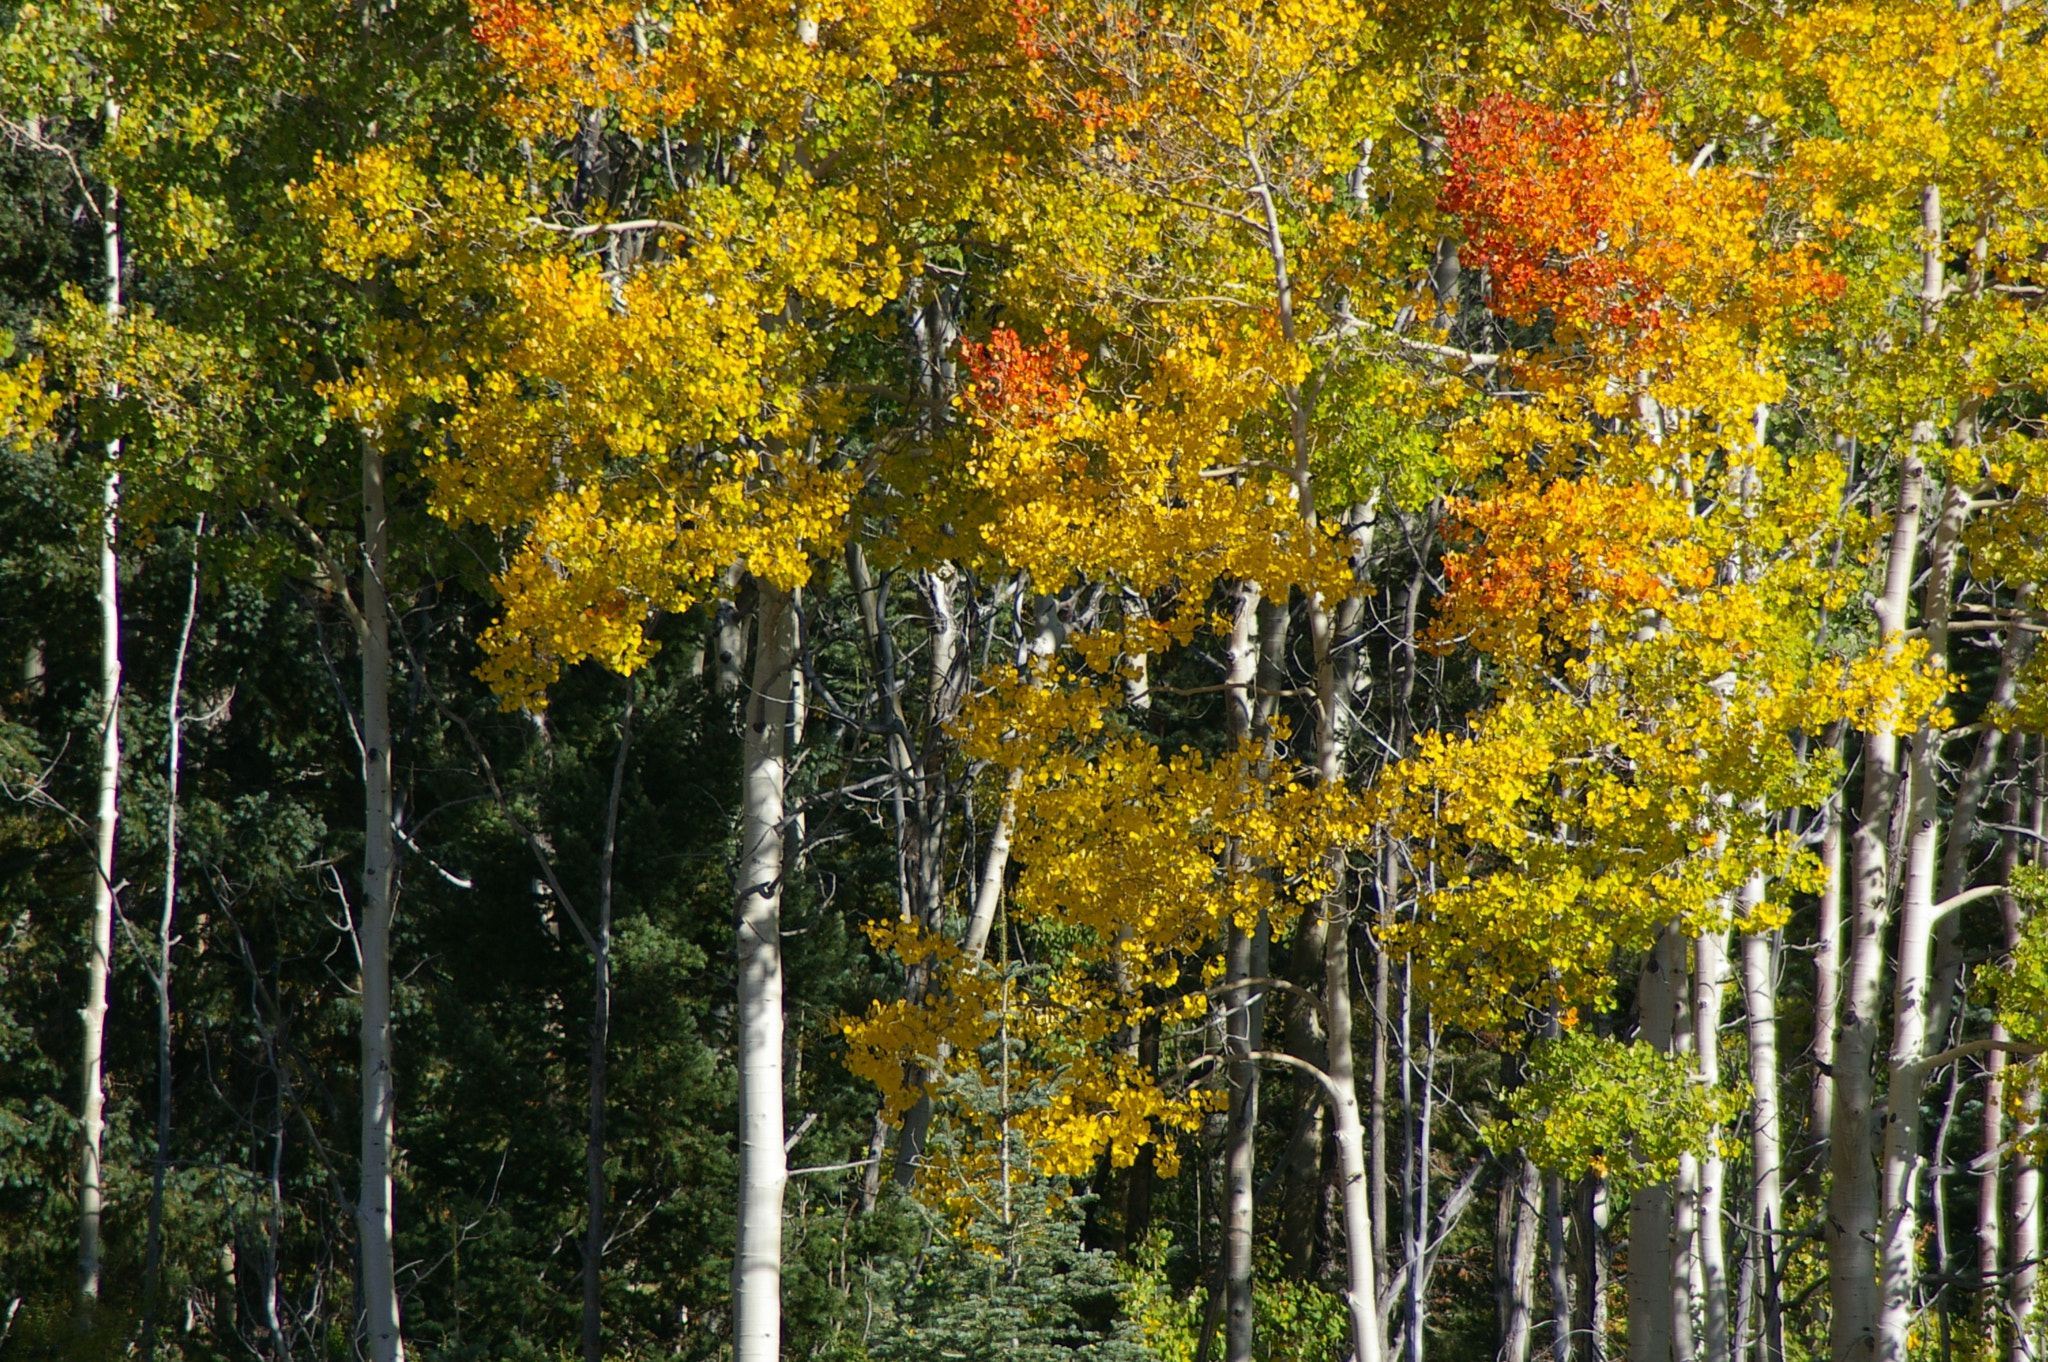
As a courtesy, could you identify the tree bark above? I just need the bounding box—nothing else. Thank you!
[1327,900,1387,1362]
[1876,464,1970,1362]
[1741,913,1785,1362]
[1830,444,1923,1362]
[1576,1174,1611,1362]
[2012,1069,2042,1362]
[734,582,796,1362]
[1697,927,1732,1362]
[2011,748,2044,1362]
[1546,1171,1572,1362]
[1495,1154,1540,1362]
[1221,578,1263,1362]
[1372,900,1391,1292]
[1811,763,1844,1151]
[1629,929,1679,1362]
[357,434,404,1362]
[76,94,123,1321]
[583,684,633,1362]
[1671,945,1700,1362]
[141,525,201,1360]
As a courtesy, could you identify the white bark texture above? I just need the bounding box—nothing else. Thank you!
[1495,1155,1540,1362]
[357,439,404,1362]
[78,433,119,1310]
[1831,450,1922,1362]
[1876,472,1967,1362]
[734,583,795,1362]
[1628,930,1678,1362]
[1811,786,1843,1148]
[76,95,124,1313]
[1326,900,1385,1362]
[1696,928,1731,1362]
[1740,914,1784,1362]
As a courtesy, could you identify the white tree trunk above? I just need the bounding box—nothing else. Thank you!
[734,582,795,1362]
[960,769,1019,963]
[141,525,201,1360]
[2013,1070,2042,1362]
[1831,448,1923,1362]
[1876,469,1969,1362]
[1811,779,1843,1148]
[1671,943,1700,1362]
[1697,928,1732,1362]
[1220,579,1262,1362]
[1326,898,1385,1362]
[1629,929,1679,1362]
[1496,1155,1541,1362]
[1740,913,1784,1362]
[76,95,124,1318]
[357,437,404,1362]
[77,433,120,1315]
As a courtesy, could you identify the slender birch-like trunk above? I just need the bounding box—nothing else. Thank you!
[1876,458,1970,1362]
[1327,900,1386,1362]
[1243,130,1381,1362]
[1984,755,2028,1331]
[140,526,201,1360]
[76,94,124,1320]
[1225,916,1263,1362]
[1371,881,1391,1290]
[1740,908,1785,1362]
[734,582,795,1362]
[2012,751,2045,1362]
[1220,579,1262,1362]
[2013,1068,2042,1362]
[583,685,633,1362]
[1697,928,1732,1362]
[1830,442,1923,1362]
[1629,929,1679,1362]
[1811,764,1844,1150]
[1671,958,1700,1362]
[357,434,403,1362]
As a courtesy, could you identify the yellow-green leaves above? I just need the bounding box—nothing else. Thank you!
[1493,1031,1748,1194]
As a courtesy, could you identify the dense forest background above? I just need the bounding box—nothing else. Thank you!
[1,4,2046,1362]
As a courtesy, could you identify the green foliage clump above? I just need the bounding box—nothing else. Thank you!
[1491,1031,1747,1194]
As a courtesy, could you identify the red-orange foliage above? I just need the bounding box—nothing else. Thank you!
[1433,477,1713,659]
[959,328,1087,424]
[1439,94,1842,347]
[1441,96,1671,331]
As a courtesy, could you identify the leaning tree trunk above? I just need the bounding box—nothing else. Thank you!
[734,582,796,1362]
[357,435,404,1362]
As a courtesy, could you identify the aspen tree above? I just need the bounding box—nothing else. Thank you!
[75,94,120,1312]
